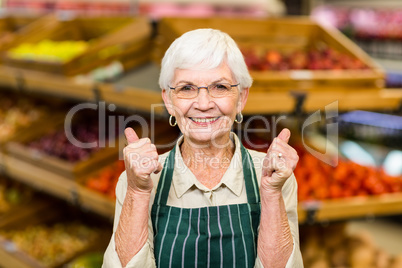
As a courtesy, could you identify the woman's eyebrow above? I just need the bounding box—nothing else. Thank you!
[211,78,231,83]
[175,78,232,85]
[175,80,194,85]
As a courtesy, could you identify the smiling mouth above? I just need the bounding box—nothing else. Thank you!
[190,117,220,123]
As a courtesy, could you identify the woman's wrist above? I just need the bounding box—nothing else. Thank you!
[260,187,283,200]
[260,190,284,215]
[125,186,152,206]
[126,179,153,196]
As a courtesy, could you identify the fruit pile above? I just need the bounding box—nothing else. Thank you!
[85,160,125,199]
[0,96,45,143]
[242,134,402,201]
[242,46,368,71]
[294,146,402,201]
[7,39,88,62]
[27,119,114,162]
[0,222,99,267]
[300,223,402,268]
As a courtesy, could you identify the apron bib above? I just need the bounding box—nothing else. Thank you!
[151,143,261,268]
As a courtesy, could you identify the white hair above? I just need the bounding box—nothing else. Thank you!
[158,28,253,91]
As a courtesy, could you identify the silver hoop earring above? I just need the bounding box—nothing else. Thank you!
[169,115,177,127]
[234,113,243,124]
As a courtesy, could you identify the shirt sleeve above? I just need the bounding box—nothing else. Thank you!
[253,174,304,268]
[282,174,303,268]
[102,171,157,268]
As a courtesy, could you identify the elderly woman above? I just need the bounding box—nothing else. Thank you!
[103,28,303,267]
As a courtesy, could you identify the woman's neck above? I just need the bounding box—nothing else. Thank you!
[180,135,235,188]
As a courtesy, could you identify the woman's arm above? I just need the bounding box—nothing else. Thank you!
[104,127,161,267]
[102,173,156,268]
[254,174,302,268]
[115,189,152,266]
[257,129,299,267]
[258,189,293,267]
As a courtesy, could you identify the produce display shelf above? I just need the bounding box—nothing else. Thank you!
[0,62,401,115]
[0,64,164,115]
[3,151,402,224]
[155,17,385,91]
[303,88,402,112]
[0,243,33,268]
[1,154,115,220]
[0,199,59,268]
[299,193,402,224]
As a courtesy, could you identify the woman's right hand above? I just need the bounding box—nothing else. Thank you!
[123,127,162,193]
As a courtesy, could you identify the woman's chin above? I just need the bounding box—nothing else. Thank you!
[179,118,232,144]
[183,129,231,146]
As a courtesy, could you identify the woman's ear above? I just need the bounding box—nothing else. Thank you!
[238,87,249,113]
[162,89,175,116]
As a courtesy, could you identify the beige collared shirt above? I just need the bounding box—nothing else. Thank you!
[103,133,303,267]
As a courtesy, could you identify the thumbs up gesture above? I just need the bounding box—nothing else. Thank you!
[123,127,162,193]
[261,128,299,193]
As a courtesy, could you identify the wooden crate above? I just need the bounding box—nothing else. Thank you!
[0,195,52,229]
[5,115,120,180]
[2,15,152,76]
[0,94,52,165]
[154,17,385,91]
[0,200,111,268]
[0,13,45,52]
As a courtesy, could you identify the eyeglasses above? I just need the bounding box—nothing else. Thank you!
[169,83,240,99]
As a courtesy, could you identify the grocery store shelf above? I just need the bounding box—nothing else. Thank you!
[0,200,58,268]
[77,186,116,219]
[0,64,165,115]
[2,154,115,220]
[0,243,33,268]
[1,62,400,116]
[244,91,295,114]
[0,65,94,101]
[99,83,164,115]
[300,193,402,223]
[304,88,402,112]
[3,152,402,224]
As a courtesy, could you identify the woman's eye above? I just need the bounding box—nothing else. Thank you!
[214,84,230,90]
[179,85,195,91]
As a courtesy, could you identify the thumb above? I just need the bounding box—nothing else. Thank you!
[124,127,139,144]
[154,162,163,174]
[277,128,291,144]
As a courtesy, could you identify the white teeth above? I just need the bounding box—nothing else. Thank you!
[191,117,218,123]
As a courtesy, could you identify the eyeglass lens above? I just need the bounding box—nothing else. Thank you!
[174,83,236,98]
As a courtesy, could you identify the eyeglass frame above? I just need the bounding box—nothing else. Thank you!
[168,82,240,99]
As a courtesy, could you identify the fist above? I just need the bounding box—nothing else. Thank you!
[123,127,162,193]
[261,128,299,193]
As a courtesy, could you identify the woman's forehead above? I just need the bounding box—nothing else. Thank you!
[173,63,234,83]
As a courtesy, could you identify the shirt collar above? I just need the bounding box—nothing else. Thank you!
[171,133,244,198]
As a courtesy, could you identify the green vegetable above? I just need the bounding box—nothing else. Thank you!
[67,252,104,268]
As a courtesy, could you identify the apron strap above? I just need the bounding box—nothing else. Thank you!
[154,138,260,206]
[240,144,261,204]
[154,145,176,206]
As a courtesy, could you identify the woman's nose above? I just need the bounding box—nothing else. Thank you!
[195,88,212,108]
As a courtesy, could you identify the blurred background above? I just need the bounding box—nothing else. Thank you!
[0,0,401,267]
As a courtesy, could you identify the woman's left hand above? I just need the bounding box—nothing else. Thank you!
[261,128,299,194]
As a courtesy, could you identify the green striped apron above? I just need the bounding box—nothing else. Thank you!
[151,144,261,268]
